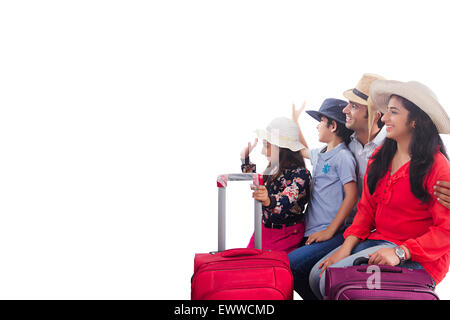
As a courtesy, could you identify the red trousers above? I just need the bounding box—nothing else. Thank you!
[247,222,305,253]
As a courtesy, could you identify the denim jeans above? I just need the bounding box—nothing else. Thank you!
[308,239,425,299]
[288,233,344,300]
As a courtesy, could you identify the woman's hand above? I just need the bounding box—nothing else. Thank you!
[368,248,400,266]
[305,228,334,245]
[292,101,306,124]
[252,186,270,207]
[240,138,258,160]
[318,246,351,277]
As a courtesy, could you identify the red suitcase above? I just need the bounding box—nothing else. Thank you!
[191,173,294,300]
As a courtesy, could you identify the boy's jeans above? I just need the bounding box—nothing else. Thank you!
[288,233,344,300]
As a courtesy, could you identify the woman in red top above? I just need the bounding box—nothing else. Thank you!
[309,80,450,299]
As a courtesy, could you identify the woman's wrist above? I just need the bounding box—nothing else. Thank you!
[341,235,360,255]
[338,243,353,256]
[400,245,411,260]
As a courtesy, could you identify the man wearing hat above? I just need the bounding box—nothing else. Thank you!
[342,73,450,208]
[342,73,387,199]
[291,74,387,242]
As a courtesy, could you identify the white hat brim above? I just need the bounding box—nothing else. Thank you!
[370,80,450,134]
[255,129,305,152]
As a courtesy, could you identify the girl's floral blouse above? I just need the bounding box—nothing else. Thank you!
[241,157,311,225]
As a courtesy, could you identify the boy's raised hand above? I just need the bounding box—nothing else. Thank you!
[292,101,306,123]
[240,138,258,160]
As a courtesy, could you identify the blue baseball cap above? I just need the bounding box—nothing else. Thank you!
[305,98,348,125]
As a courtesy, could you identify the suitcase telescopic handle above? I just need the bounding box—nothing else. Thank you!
[216,173,264,252]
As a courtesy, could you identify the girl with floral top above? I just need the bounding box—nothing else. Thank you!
[241,117,311,254]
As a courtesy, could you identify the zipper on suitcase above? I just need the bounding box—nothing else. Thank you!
[194,259,291,279]
[334,284,438,300]
[196,256,291,273]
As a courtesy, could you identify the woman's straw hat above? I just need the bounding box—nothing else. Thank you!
[370,80,450,134]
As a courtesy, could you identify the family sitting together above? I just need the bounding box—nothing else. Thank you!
[239,74,450,300]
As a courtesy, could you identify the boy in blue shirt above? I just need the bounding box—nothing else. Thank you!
[288,99,358,300]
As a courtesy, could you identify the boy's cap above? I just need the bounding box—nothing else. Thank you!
[306,98,348,125]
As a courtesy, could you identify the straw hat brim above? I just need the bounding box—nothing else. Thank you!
[370,80,450,134]
[255,129,305,152]
[343,88,369,106]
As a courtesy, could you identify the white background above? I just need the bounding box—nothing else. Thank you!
[0,0,449,299]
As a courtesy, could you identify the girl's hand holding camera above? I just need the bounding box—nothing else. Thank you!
[240,138,258,160]
[240,138,270,206]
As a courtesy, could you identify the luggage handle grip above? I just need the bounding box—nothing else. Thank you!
[353,257,370,266]
[221,248,262,258]
[354,257,403,273]
[217,173,264,188]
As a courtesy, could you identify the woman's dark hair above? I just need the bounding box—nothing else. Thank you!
[263,147,306,188]
[325,117,354,145]
[366,94,448,203]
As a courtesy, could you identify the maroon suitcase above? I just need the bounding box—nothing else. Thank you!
[324,257,439,300]
[191,173,294,300]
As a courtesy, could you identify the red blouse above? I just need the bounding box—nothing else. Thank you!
[344,148,450,284]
